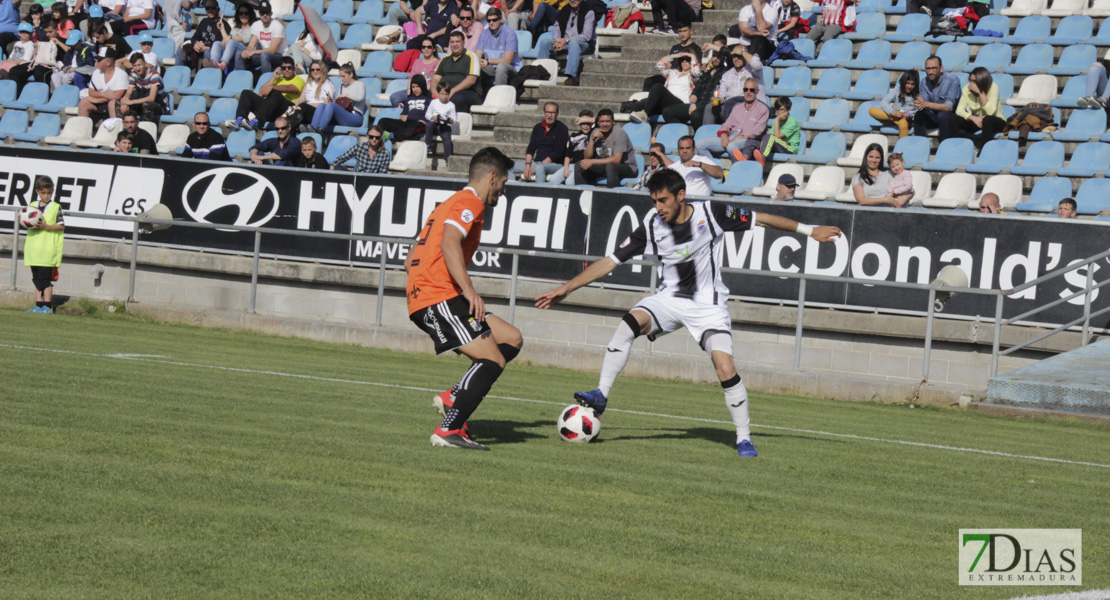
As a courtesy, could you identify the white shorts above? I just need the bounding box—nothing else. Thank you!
[632,295,734,353]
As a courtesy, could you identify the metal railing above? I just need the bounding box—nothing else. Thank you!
[4,207,1104,382]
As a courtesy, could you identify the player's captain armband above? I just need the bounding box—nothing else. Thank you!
[796,224,814,237]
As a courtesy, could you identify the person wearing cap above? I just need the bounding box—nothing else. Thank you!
[4,19,59,91]
[0,23,36,83]
[77,45,128,120]
[52,29,97,88]
[0,0,22,55]
[227,55,303,130]
[79,3,104,39]
[109,0,154,36]
[181,0,229,70]
[136,31,156,65]
[774,174,798,202]
[237,0,285,75]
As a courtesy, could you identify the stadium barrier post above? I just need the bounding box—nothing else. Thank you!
[1082,264,1094,346]
[9,218,17,290]
[375,246,386,325]
[991,294,1004,377]
[793,277,806,370]
[128,221,139,302]
[250,230,261,313]
[923,288,935,382]
[509,252,519,324]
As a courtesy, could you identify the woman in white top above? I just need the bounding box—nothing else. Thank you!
[851,143,901,207]
[294,59,335,130]
[217,5,256,72]
[109,0,153,36]
[311,63,367,131]
[631,52,700,123]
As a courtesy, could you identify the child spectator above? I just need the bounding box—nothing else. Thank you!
[558,110,594,184]
[634,142,667,190]
[51,2,76,38]
[0,23,37,80]
[869,70,919,138]
[425,81,456,162]
[136,31,157,67]
[756,96,800,167]
[24,176,65,314]
[886,152,914,207]
[293,136,329,168]
[114,128,135,152]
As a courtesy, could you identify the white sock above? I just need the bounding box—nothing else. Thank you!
[598,319,637,397]
[722,375,751,443]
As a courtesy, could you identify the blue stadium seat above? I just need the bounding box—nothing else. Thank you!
[162,65,192,94]
[209,70,253,98]
[1048,45,1098,77]
[331,107,370,136]
[884,41,930,71]
[34,85,79,113]
[324,134,359,166]
[805,68,850,99]
[125,34,140,48]
[891,135,930,168]
[1052,109,1106,142]
[343,0,384,24]
[922,138,975,171]
[963,15,1011,43]
[11,113,58,143]
[284,0,321,20]
[161,95,208,124]
[1057,142,1110,177]
[322,0,353,22]
[856,0,885,12]
[843,70,889,101]
[337,23,375,49]
[1092,17,1110,45]
[885,13,929,42]
[625,122,652,153]
[225,129,256,158]
[767,66,811,97]
[787,98,810,124]
[965,139,1018,173]
[1010,141,1065,176]
[1015,177,1073,212]
[970,43,1013,73]
[770,130,806,162]
[208,97,238,124]
[620,154,645,187]
[845,39,892,69]
[152,38,175,64]
[992,72,1014,100]
[1006,44,1053,76]
[794,131,845,164]
[4,82,50,110]
[1050,76,1086,109]
[1047,15,1093,46]
[774,38,815,67]
[654,123,689,153]
[844,12,885,41]
[0,110,29,139]
[806,38,851,68]
[179,67,223,96]
[515,30,533,53]
[713,161,762,194]
[800,98,849,130]
[1003,15,1050,45]
[1074,179,1110,215]
[523,32,551,59]
[285,20,305,41]
[840,100,883,132]
[370,78,407,107]
[935,42,970,73]
[373,107,402,124]
[888,0,909,14]
[356,50,394,78]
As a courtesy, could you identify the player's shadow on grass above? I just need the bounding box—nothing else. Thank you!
[607,427,847,448]
[471,419,550,445]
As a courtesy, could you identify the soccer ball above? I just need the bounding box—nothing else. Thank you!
[557,404,601,443]
[19,206,42,229]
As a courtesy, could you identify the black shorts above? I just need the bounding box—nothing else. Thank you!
[410,295,492,355]
[30,266,54,292]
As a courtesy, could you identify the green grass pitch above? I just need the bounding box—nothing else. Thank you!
[0,308,1107,599]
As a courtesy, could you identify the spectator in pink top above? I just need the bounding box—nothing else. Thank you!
[390,37,441,107]
[453,6,483,52]
[695,80,768,161]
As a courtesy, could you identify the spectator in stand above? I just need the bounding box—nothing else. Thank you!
[119,110,157,153]
[390,37,440,107]
[0,23,36,86]
[77,46,127,120]
[914,55,959,140]
[773,173,798,201]
[869,69,919,139]
[454,6,482,51]
[807,0,855,49]
[775,0,801,40]
[331,125,391,172]
[675,49,723,125]
[287,27,322,74]
[4,19,57,92]
[249,115,301,165]
[226,56,304,130]
[425,80,457,161]
[952,66,1004,151]
[575,108,637,188]
[1057,198,1077,219]
[710,46,765,126]
[377,74,430,142]
[732,0,776,63]
[163,0,191,56]
[135,31,157,65]
[978,192,1003,214]
[236,0,285,76]
[633,142,666,190]
[475,7,519,88]
[430,30,482,113]
[312,63,367,132]
[521,0,565,37]
[756,96,799,167]
[659,135,724,197]
[630,50,699,124]
[79,3,103,39]
[100,0,126,23]
[293,136,329,169]
[113,128,134,152]
[110,0,154,36]
[517,101,569,183]
[557,109,593,184]
[409,0,461,50]
[0,0,21,54]
[387,0,421,28]
[647,0,699,36]
[293,59,334,130]
[50,2,75,39]
[851,143,901,207]
[120,53,166,122]
[23,3,44,33]
[91,23,130,66]
[182,111,229,160]
[696,80,767,162]
[216,4,255,73]
[52,30,95,89]
[886,152,914,206]
[642,22,700,91]
[181,0,230,70]
[1080,55,1110,110]
[535,0,594,87]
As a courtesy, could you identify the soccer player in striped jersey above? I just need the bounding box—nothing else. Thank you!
[534,169,841,457]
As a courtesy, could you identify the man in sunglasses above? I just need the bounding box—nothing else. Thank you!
[330,126,392,173]
[227,56,305,130]
[182,112,230,161]
[236,0,285,75]
[453,6,482,52]
[695,80,767,162]
[248,116,302,165]
[475,7,519,87]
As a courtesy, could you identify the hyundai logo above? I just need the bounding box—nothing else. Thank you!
[181,167,279,227]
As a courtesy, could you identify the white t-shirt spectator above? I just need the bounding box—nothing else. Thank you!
[125,0,156,29]
[92,66,131,92]
[302,78,336,104]
[141,50,158,66]
[99,0,125,15]
[667,155,719,197]
[250,20,287,54]
[737,3,779,45]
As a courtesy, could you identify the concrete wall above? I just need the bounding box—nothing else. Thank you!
[1,237,1068,406]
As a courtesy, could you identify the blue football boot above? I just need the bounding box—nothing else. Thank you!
[573,388,608,415]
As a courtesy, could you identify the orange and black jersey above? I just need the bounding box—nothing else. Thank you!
[406,187,486,315]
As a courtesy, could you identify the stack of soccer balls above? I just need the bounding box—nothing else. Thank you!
[18,206,42,229]
[557,404,601,443]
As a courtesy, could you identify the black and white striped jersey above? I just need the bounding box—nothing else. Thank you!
[609,201,755,307]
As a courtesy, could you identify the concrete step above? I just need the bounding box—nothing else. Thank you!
[522,84,636,104]
[987,338,1110,416]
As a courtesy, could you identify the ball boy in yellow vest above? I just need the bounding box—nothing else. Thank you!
[24,176,65,314]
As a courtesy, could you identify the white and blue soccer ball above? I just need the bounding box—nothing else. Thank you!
[557,404,601,443]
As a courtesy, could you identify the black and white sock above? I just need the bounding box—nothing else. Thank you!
[441,359,504,431]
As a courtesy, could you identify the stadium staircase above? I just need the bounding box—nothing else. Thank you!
[987,338,1110,415]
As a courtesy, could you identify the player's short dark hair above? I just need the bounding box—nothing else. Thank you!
[649,142,664,153]
[486,7,502,19]
[578,109,593,118]
[116,129,135,143]
[469,147,514,181]
[678,135,694,147]
[281,56,295,67]
[449,30,465,42]
[712,33,727,44]
[130,52,145,64]
[647,168,686,197]
[34,176,54,193]
[1060,197,1077,210]
[926,54,942,67]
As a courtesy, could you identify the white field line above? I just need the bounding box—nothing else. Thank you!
[1005,590,1110,600]
[4,342,1110,470]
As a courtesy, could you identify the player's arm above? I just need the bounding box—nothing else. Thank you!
[755,212,841,242]
[440,224,485,319]
[534,256,619,310]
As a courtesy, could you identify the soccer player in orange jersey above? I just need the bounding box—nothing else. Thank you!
[405,147,522,451]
